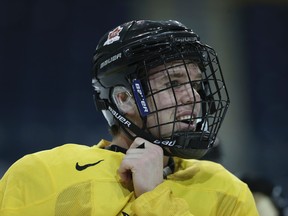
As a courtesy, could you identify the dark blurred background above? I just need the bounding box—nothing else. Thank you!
[1,0,288,191]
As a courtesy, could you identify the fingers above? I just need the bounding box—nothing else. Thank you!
[117,139,144,182]
[118,137,164,197]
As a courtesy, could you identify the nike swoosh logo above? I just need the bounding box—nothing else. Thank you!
[75,159,104,171]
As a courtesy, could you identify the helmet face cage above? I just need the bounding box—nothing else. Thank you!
[93,20,230,159]
[128,42,229,158]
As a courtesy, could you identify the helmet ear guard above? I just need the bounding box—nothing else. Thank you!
[93,85,135,126]
[111,86,134,114]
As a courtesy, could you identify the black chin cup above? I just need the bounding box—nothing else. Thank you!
[164,131,214,159]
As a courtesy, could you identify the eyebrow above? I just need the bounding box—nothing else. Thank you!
[168,69,202,81]
[149,63,202,80]
[193,73,202,80]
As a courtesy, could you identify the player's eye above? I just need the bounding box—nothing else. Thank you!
[192,82,201,91]
[166,80,181,88]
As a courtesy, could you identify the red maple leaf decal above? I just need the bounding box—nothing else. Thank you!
[108,26,122,40]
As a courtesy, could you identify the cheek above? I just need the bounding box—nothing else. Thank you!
[148,92,175,111]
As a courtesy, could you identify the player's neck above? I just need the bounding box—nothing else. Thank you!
[111,133,131,150]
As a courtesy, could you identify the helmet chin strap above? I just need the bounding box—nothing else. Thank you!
[107,103,213,159]
[114,107,176,157]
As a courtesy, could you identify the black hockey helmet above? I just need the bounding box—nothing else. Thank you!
[92,20,230,159]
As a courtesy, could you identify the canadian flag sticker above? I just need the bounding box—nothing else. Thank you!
[103,26,123,46]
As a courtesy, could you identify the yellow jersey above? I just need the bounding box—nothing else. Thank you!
[0,140,258,215]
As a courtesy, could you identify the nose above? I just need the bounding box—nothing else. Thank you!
[177,83,200,105]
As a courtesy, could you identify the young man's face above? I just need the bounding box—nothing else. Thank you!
[145,61,202,138]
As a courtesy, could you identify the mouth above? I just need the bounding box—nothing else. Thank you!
[177,114,196,130]
[178,115,193,122]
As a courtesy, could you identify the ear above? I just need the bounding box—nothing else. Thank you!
[112,86,134,114]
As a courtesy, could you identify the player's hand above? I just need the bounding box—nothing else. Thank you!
[118,137,164,197]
